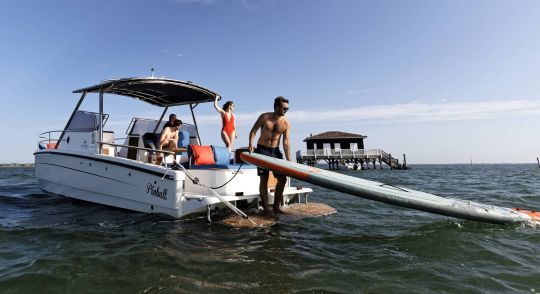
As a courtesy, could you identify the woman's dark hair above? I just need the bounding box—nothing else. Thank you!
[223,101,234,111]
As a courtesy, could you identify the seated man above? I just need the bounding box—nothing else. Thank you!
[156,119,187,165]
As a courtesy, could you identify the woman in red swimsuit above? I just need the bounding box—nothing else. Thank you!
[214,97,237,151]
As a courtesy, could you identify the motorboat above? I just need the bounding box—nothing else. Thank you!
[34,77,312,220]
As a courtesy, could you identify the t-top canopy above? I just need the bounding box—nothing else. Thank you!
[72,77,220,107]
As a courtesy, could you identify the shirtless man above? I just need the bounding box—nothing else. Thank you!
[157,120,186,165]
[248,96,290,215]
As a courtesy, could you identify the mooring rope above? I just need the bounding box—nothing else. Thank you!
[168,160,248,219]
[209,163,244,189]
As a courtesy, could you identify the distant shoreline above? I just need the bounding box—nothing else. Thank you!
[0,163,34,168]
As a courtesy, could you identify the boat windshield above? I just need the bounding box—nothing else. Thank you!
[66,110,108,131]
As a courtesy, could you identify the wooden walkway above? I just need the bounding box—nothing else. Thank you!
[296,148,407,170]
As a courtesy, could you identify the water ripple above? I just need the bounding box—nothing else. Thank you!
[0,165,539,292]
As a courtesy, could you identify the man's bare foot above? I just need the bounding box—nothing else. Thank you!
[273,207,284,214]
[261,207,273,217]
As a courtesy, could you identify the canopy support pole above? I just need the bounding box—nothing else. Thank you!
[152,106,169,134]
[99,90,104,154]
[56,91,86,149]
[190,103,202,145]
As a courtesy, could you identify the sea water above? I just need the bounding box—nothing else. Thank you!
[1,165,539,293]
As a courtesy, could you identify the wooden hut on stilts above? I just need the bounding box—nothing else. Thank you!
[296,131,407,170]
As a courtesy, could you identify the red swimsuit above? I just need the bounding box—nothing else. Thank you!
[222,113,235,136]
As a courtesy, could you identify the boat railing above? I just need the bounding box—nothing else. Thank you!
[37,129,176,163]
[37,130,106,150]
[96,141,176,163]
[37,130,65,149]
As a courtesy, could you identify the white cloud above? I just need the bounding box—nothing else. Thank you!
[206,100,540,126]
[42,100,540,132]
[236,0,277,10]
[159,49,184,57]
[339,89,385,95]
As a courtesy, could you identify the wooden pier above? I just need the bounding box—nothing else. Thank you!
[296,148,407,170]
[297,131,407,170]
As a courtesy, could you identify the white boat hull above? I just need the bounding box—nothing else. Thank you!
[35,150,188,217]
[35,150,312,218]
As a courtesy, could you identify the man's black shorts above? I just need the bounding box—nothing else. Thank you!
[254,144,286,179]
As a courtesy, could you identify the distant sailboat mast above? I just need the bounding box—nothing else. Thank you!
[470,156,473,166]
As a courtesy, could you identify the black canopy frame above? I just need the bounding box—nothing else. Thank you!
[57,77,220,152]
[73,77,219,107]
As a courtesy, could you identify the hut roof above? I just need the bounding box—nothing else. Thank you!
[304,131,367,141]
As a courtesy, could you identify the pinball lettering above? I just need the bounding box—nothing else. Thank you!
[146,183,168,200]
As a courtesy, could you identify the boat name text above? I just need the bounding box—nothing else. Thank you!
[146,183,168,200]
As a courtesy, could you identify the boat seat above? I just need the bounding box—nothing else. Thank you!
[177,131,190,152]
[142,132,160,151]
[127,136,139,160]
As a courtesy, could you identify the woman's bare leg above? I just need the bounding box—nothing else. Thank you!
[221,130,231,150]
[228,130,236,151]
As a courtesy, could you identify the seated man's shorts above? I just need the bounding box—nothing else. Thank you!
[254,144,286,179]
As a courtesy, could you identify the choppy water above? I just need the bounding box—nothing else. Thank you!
[1,165,539,293]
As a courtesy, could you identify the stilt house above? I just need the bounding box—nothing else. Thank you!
[296,131,406,170]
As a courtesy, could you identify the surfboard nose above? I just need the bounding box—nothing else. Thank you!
[512,208,540,222]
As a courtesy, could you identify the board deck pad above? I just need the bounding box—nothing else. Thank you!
[220,202,337,228]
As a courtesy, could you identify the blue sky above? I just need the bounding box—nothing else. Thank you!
[1,0,539,164]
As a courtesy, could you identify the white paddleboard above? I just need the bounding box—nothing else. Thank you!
[240,152,539,225]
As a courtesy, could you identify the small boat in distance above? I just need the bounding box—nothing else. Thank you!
[34,77,312,219]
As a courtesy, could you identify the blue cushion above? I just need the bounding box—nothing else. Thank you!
[178,131,190,154]
[212,146,231,165]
